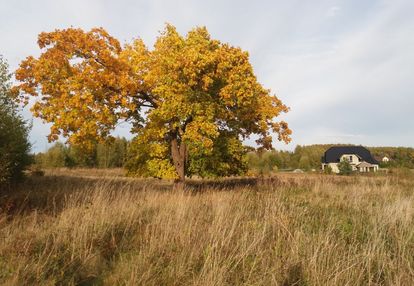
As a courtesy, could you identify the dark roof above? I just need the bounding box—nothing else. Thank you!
[321,146,379,164]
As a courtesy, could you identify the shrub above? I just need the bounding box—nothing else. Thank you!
[323,165,333,174]
[338,158,353,175]
[0,56,31,185]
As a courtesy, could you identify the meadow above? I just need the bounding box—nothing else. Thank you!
[1,170,414,285]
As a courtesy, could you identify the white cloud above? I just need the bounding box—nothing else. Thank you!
[326,6,341,18]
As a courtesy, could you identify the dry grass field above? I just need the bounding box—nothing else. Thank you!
[1,169,414,285]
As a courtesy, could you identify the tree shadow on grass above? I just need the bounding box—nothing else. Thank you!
[0,175,171,216]
[184,177,258,192]
[0,175,262,216]
[0,174,317,216]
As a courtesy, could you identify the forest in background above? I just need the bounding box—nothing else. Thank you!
[34,141,414,173]
[34,138,128,169]
[247,144,414,173]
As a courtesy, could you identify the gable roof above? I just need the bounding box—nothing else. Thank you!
[321,146,379,164]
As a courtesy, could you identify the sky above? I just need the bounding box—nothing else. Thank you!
[1,0,413,153]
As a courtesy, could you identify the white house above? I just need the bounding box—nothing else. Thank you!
[382,156,390,163]
[321,146,379,173]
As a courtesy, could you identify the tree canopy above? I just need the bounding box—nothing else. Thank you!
[14,25,291,181]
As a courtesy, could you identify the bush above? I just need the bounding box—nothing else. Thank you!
[338,159,353,175]
[0,56,31,185]
[323,165,332,174]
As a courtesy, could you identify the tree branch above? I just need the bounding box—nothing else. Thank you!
[182,115,193,132]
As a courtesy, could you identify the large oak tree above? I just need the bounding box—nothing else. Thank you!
[14,25,291,182]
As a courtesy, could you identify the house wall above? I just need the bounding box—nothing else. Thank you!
[330,163,340,173]
[322,163,340,173]
[322,153,379,173]
[324,163,379,173]
[340,154,360,164]
[358,165,379,172]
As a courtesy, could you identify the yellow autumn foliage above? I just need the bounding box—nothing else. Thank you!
[14,24,291,179]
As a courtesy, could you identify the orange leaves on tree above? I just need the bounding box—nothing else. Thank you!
[14,24,291,180]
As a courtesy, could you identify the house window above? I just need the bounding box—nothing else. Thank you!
[349,155,353,162]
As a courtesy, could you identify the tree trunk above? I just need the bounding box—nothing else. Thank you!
[171,137,186,189]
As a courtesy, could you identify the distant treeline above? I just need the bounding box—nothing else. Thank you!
[35,141,414,172]
[369,146,414,168]
[247,144,414,173]
[34,137,128,169]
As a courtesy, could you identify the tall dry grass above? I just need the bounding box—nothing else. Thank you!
[1,170,414,285]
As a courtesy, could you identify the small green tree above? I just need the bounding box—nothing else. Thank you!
[323,165,332,174]
[0,56,31,185]
[338,158,353,175]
